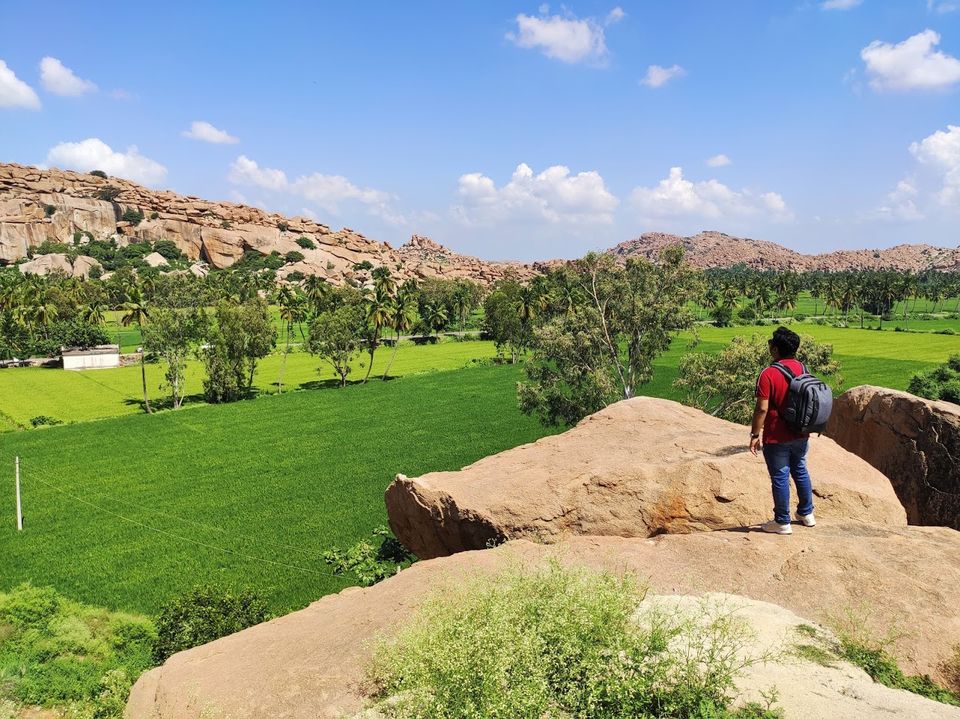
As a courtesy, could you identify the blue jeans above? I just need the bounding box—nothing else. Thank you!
[762,439,814,525]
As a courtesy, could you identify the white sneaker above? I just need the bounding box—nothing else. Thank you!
[761,520,793,535]
[795,512,816,527]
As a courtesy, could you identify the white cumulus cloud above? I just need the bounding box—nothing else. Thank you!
[629,167,792,221]
[46,138,167,185]
[706,154,732,167]
[928,1,960,13]
[228,155,402,222]
[182,121,239,144]
[821,0,862,9]
[228,155,288,191]
[506,7,622,65]
[455,162,619,225]
[910,124,960,205]
[39,57,97,96]
[0,60,40,109]
[869,178,924,221]
[640,64,686,88]
[861,29,960,90]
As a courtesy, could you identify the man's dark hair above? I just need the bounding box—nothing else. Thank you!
[769,326,801,358]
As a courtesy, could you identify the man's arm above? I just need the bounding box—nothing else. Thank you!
[750,397,768,456]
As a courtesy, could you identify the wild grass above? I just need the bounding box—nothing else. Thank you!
[826,608,960,706]
[366,561,782,719]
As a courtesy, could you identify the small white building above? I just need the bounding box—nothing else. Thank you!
[62,345,121,370]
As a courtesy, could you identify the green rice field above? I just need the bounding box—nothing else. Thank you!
[0,324,956,615]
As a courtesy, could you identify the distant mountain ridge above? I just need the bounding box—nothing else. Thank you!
[2,164,958,280]
[611,231,960,272]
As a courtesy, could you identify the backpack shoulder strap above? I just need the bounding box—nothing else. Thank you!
[771,361,796,381]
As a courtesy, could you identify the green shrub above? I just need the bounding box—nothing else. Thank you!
[149,211,159,220]
[353,260,374,271]
[285,270,305,282]
[30,415,63,427]
[33,239,71,255]
[221,219,232,229]
[151,239,182,261]
[284,250,304,264]
[936,328,956,335]
[367,562,776,719]
[737,306,758,323]
[153,584,270,663]
[0,584,154,710]
[909,354,960,404]
[121,208,144,226]
[793,313,807,322]
[44,204,57,217]
[96,186,121,202]
[296,236,316,250]
[323,526,414,587]
[89,170,108,179]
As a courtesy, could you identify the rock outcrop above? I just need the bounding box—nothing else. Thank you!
[613,230,960,272]
[827,385,960,530]
[386,397,906,559]
[18,252,103,279]
[126,525,960,718]
[0,163,538,285]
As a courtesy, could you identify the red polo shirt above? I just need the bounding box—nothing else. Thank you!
[756,359,808,445]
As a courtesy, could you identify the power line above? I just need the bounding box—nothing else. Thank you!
[20,465,347,581]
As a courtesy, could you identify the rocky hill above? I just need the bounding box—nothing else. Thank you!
[613,230,960,272]
[5,164,960,283]
[0,163,537,285]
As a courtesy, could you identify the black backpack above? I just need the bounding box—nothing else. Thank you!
[771,362,833,434]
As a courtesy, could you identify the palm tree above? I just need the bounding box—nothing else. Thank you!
[276,286,299,394]
[81,301,107,327]
[382,287,418,380]
[303,275,330,317]
[424,302,449,337]
[121,287,152,413]
[372,266,398,298]
[515,285,545,324]
[363,288,393,382]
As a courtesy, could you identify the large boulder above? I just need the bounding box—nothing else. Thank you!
[827,385,960,530]
[18,252,74,276]
[143,251,169,268]
[386,397,907,559]
[126,523,960,719]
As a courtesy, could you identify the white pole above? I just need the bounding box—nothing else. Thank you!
[15,456,22,531]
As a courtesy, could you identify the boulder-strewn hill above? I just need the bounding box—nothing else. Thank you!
[0,163,537,285]
[613,230,960,272]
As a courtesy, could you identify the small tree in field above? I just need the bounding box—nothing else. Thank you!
[674,332,842,424]
[307,303,366,387]
[142,307,207,408]
[519,247,702,426]
[201,299,276,402]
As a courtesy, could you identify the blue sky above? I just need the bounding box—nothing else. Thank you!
[1,1,959,261]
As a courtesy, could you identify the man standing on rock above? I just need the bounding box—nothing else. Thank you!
[749,326,816,535]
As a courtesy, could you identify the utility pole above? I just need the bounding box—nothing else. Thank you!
[15,456,22,531]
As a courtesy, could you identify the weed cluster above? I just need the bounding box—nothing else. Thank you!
[0,584,154,715]
[367,561,781,718]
